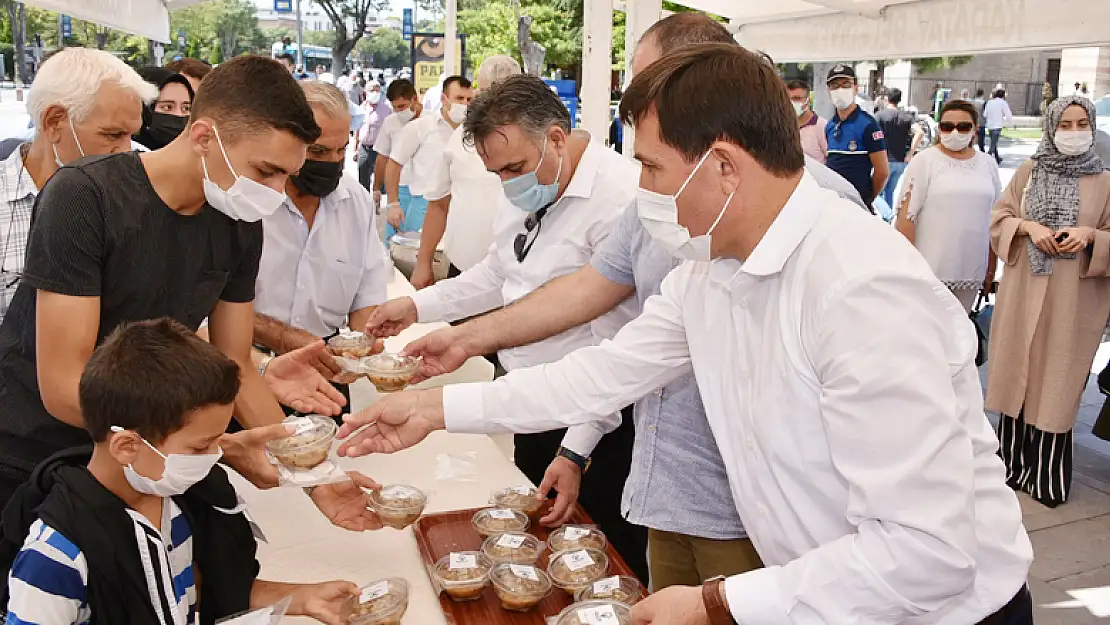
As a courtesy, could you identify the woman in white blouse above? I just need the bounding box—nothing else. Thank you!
[896,99,1002,311]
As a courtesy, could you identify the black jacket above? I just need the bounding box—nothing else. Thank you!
[0,447,259,625]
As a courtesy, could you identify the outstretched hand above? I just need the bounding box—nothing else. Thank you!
[265,341,347,416]
[401,326,471,383]
[336,389,445,457]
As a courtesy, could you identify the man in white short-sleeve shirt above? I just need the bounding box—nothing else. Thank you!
[341,46,1034,625]
[412,56,522,288]
[384,76,473,243]
[372,79,422,243]
[253,81,392,413]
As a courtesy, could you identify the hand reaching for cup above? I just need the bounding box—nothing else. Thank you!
[336,389,446,457]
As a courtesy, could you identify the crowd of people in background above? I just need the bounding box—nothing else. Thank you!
[0,10,1105,625]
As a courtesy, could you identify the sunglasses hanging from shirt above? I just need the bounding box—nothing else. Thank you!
[514,203,552,263]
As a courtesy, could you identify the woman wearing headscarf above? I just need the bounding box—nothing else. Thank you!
[987,96,1110,508]
[133,67,195,150]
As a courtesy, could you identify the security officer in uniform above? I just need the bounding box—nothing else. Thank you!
[824,65,889,211]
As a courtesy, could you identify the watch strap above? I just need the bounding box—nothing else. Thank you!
[703,577,735,625]
[556,446,591,473]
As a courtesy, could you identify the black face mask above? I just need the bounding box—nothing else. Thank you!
[140,112,188,150]
[291,159,344,197]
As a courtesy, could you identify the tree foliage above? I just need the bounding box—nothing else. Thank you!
[169,0,264,63]
[314,0,385,73]
[911,56,974,74]
[357,27,409,69]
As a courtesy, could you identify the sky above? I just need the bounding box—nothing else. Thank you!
[252,0,416,17]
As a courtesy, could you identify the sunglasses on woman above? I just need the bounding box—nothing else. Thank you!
[939,121,975,133]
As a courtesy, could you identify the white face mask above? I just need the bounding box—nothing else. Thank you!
[829,87,856,110]
[1054,130,1093,156]
[395,109,415,124]
[791,101,806,117]
[111,426,223,497]
[201,124,287,222]
[53,116,86,167]
[368,91,382,105]
[637,150,734,262]
[940,131,974,151]
[447,102,467,125]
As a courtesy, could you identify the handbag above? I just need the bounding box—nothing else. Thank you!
[970,289,994,366]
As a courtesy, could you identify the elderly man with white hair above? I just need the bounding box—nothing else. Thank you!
[0,47,155,323]
[354,78,391,193]
[253,80,393,418]
[409,55,521,288]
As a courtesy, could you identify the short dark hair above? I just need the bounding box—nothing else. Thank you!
[80,318,241,444]
[994,89,1006,98]
[975,89,985,97]
[278,53,296,67]
[940,99,979,126]
[888,88,903,105]
[443,75,472,94]
[641,12,733,50]
[463,74,570,149]
[386,78,416,102]
[785,79,810,92]
[166,57,212,82]
[190,55,320,143]
[620,43,803,177]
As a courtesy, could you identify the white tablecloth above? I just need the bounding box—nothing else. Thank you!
[235,270,520,624]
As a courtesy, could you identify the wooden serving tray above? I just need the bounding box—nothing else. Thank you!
[413,506,644,624]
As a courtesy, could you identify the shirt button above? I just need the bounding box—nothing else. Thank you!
[758,504,769,516]
[746,436,755,450]
[655,389,663,398]
[648,425,657,432]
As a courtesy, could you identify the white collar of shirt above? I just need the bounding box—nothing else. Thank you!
[282,176,351,216]
[709,173,822,288]
[1,144,36,204]
[555,137,603,204]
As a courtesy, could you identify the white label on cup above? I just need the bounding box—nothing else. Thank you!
[563,549,595,571]
[487,508,516,520]
[510,564,540,581]
[290,417,315,435]
[593,576,621,594]
[577,605,619,624]
[496,534,527,549]
[511,486,534,495]
[359,580,390,603]
[450,553,477,569]
[563,526,591,541]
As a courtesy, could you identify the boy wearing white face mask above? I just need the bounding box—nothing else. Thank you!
[824,64,889,211]
[1,318,359,625]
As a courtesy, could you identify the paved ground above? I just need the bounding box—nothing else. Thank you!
[1,98,1107,619]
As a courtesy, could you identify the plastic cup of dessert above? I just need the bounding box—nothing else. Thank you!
[547,548,610,595]
[490,485,545,518]
[471,508,530,538]
[364,353,422,393]
[327,331,378,359]
[574,575,644,606]
[546,525,608,554]
[489,562,553,612]
[265,415,337,469]
[432,552,493,602]
[343,578,409,625]
[367,484,427,530]
[554,599,633,625]
[480,531,544,564]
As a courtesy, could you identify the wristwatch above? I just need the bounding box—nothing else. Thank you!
[702,576,736,625]
[556,446,591,473]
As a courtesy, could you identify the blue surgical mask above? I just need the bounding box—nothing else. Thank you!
[502,136,562,213]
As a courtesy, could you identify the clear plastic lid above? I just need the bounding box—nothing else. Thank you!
[364,352,422,376]
[327,331,375,351]
[480,531,543,563]
[471,508,530,535]
[344,578,409,624]
[369,484,427,512]
[490,486,543,515]
[389,231,422,249]
[266,415,337,455]
[546,525,608,553]
[432,551,493,585]
[554,600,632,625]
[547,548,610,591]
[574,575,643,606]
[489,562,553,597]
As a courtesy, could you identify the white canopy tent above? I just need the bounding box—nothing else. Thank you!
[19,0,203,44]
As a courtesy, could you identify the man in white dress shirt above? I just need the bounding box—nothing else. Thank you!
[384,76,474,241]
[341,45,1034,624]
[363,74,649,580]
[411,55,522,289]
[372,79,422,242]
[253,81,392,416]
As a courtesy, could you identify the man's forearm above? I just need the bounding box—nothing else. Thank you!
[457,266,634,357]
[254,312,318,355]
[418,198,449,269]
[386,159,403,206]
[908,130,924,159]
[373,155,387,194]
